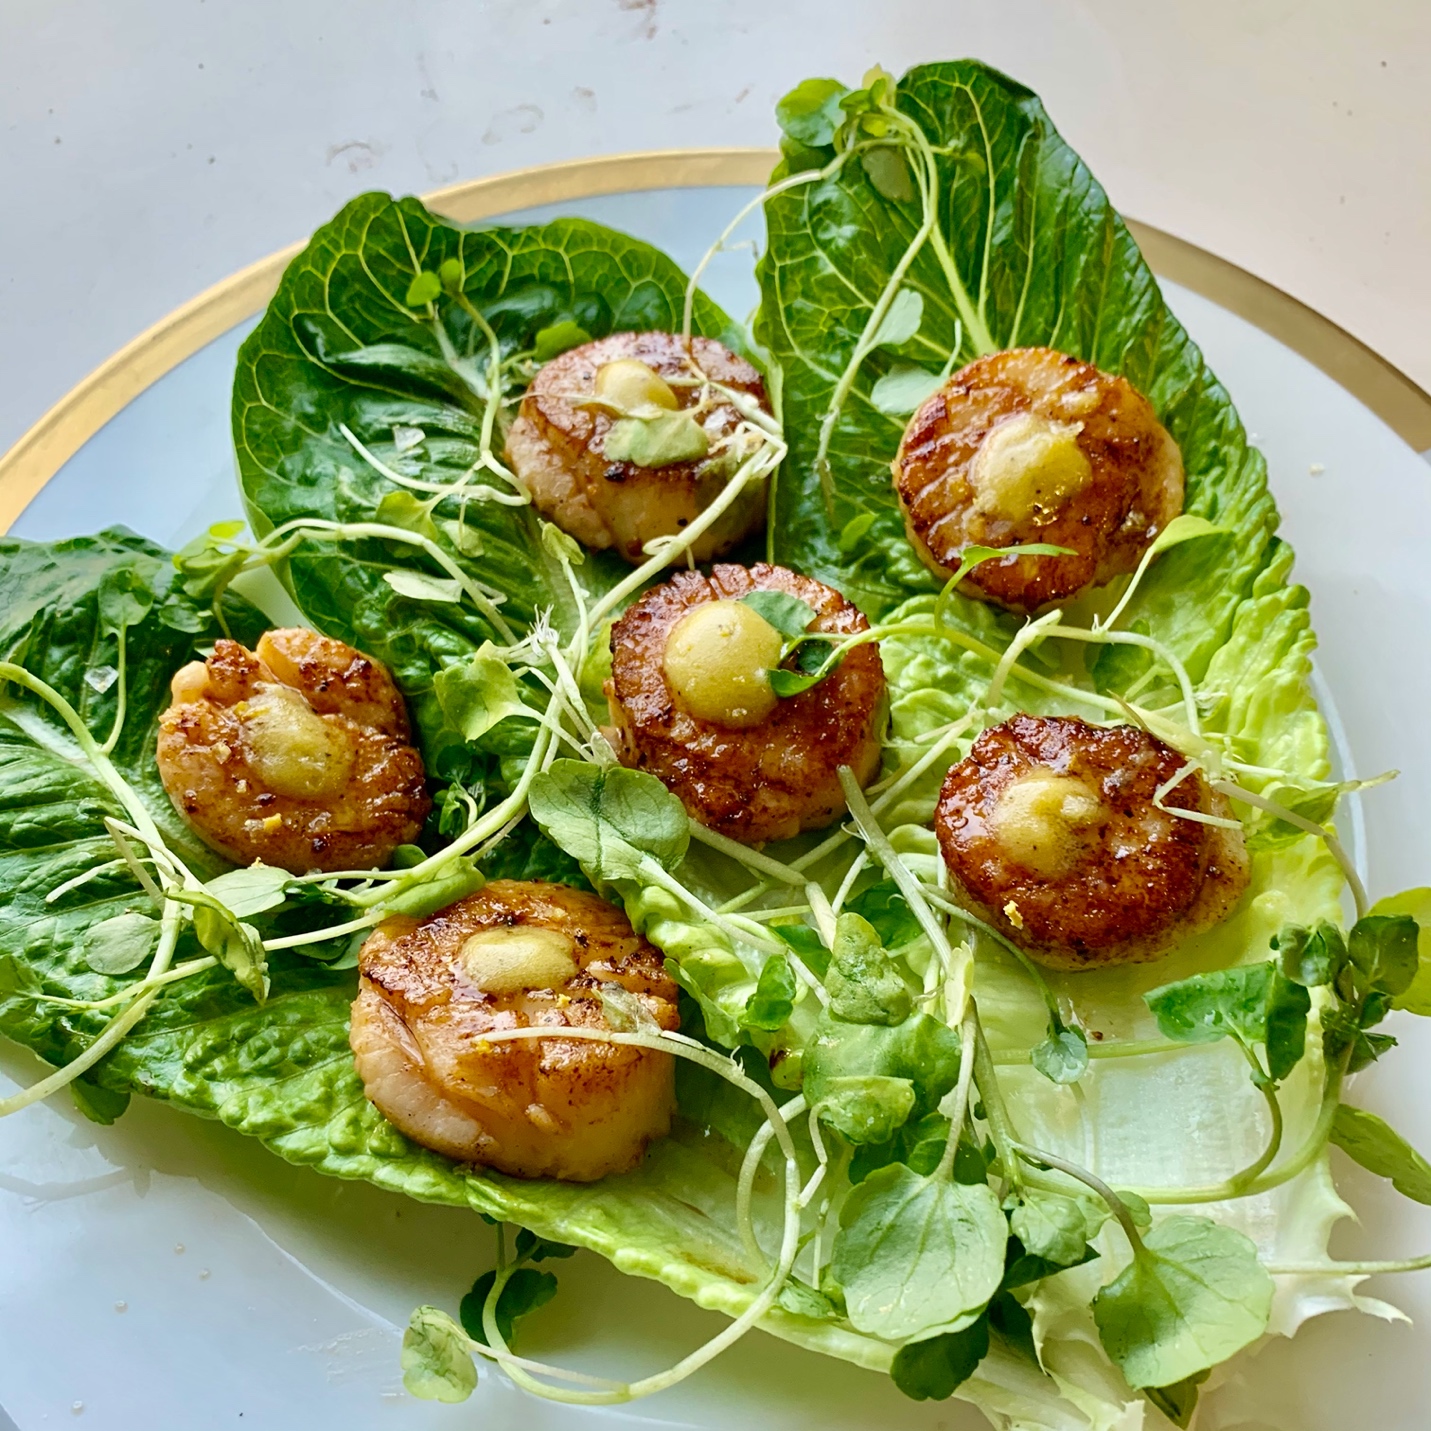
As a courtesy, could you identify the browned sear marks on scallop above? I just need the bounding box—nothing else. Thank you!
[935,715,1247,970]
[893,347,1184,612]
[505,330,770,563]
[156,628,429,874]
[606,563,886,845]
[350,880,679,1181]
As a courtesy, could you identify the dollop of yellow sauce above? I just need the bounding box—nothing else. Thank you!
[593,358,679,417]
[662,599,782,728]
[240,684,355,800]
[970,412,1092,523]
[460,926,579,995]
[991,769,1105,878]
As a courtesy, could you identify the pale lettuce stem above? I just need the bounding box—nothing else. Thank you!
[0,663,182,878]
[882,618,1125,718]
[587,444,779,629]
[1012,1142,1146,1255]
[934,1011,979,1182]
[266,518,517,643]
[992,1037,1179,1066]
[1132,1050,1349,1205]
[337,422,526,506]
[0,964,169,1119]
[687,823,805,886]
[917,884,1061,1024]
[1212,779,1368,918]
[465,1024,803,1406]
[681,161,844,341]
[838,767,957,983]
[830,849,868,914]
[895,115,996,356]
[1053,625,1201,738]
[350,720,555,906]
[639,861,788,957]
[44,856,130,905]
[737,1092,807,1270]
[970,1006,1026,1193]
[26,956,218,1011]
[1265,1254,1431,1277]
[984,610,1064,711]
[262,911,383,953]
[98,625,128,756]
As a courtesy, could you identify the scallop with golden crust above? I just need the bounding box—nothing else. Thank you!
[935,714,1247,970]
[156,628,429,874]
[350,880,679,1181]
[606,563,886,845]
[505,330,770,564]
[893,347,1184,613]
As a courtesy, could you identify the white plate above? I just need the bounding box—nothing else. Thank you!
[3,182,1430,1431]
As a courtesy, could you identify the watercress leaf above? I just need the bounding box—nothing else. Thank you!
[528,759,690,882]
[1264,973,1311,1082]
[434,653,532,743]
[776,1277,839,1321]
[849,1110,953,1183]
[1144,962,1275,1047]
[987,1290,1036,1363]
[869,365,942,416]
[737,590,817,639]
[1368,889,1431,1014]
[1274,921,1347,988]
[1031,1027,1088,1085]
[1348,913,1420,998]
[832,1163,1005,1341]
[603,411,709,467]
[806,1010,962,1141]
[862,145,916,204]
[774,76,849,149]
[871,288,924,349]
[825,912,912,1025]
[846,879,923,950]
[890,1314,990,1400]
[768,668,822,699]
[1347,1029,1398,1072]
[402,1305,477,1402]
[83,911,160,976]
[1092,1216,1273,1388]
[837,511,877,554]
[97,565,154,636]
[1001,1243,1098,1290]
[533,319,593,362]
[404,271,442,308]
[1329,1104,1431,1204]
[515,1227,578,1262]
[459,1267,559,1348]
[204,864,290,919]
[773,919,830,978]
[70,1075,130,1125]
[1119,1192,1153,1232]
[188,898,269,1002]
[1010,1192,1103,1267]
[1144,1370,1210,1429]
[740,953,797,1032]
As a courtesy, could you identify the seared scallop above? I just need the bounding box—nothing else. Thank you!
[505,330,770,563]
[893,347,1184,612]
[935,715,1247,970]
[350,880,679,1181]
[605,563,886,845]
[156,628,429,873]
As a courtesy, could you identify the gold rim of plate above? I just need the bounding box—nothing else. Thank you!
[2,145,1428,536]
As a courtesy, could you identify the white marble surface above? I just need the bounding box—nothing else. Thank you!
[2,0,1429,458]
